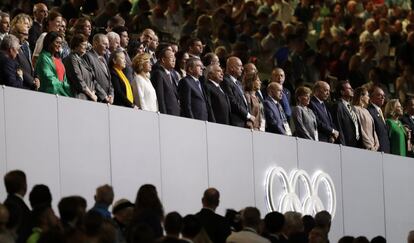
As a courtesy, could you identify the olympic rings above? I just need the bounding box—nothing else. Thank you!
[265,167,337,218]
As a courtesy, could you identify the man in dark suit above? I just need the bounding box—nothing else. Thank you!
[270,68,292,120]
[401,97,414,157]
[178,57,213,121]
[0,35,24,89]
[28,3,48,52]
[264,82,292,135]
[196,188,231,243]
[12,22,40,90]
[332,80,361,148]
[3,170,31,243]
[309,81,339,143]
[151,48,180,116]
[221,56,255,127]
[204,63,231,125]
[367,86,390,153]
[84,33,114,104]
[263,212,287,243]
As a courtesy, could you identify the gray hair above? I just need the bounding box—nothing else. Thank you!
[204,63,219,80]
[106,31,120,43]
[93,33,108,44]
[0,12,9,20]
[185,57,202,72]
[0,34,20,51]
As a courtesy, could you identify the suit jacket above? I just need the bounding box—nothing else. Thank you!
[150,64,180,116]
[63,53,96,100]
[110,68,135,108]
[401,113,414,157]
[292,105,318,140]
[205,80,231,125]
[196,208,231,243]
[178,75,213,121]
[0,51,24,88]
[123,50,134,84]
[84,50,114,102]
[332,101,362,148]
[264,97,287,135]
[221,74,249,127]
[4,194,31,243]
[367,103,391,153]
[309,96,335,142]
[16,43,37,90]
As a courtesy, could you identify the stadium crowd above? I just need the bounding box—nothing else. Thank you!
[1,0,414,156]
[0,170,397,243]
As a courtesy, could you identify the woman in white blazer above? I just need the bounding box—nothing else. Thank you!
[131,53,158,112]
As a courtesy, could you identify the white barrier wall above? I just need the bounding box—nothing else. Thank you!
[0,88,6,199]
[0,86,413,243]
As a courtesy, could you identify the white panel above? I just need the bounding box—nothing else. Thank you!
[3,87,60,207]
[0,87,6,201]
[58,97,111,209]
[253,132,297,217]
[297,139,343,243]
[110,107,161,202]
[341,146,385,239]
[159,115,208,215]
[383,154,414,243]
[207,123,255,214]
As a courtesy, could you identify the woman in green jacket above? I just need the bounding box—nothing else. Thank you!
[384,99,410,156]
[35,31,72,97]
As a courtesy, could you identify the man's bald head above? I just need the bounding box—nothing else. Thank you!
[202,188,220,210]
[313,81,330,101]
[33,3,48,23]
[226,56,243,78]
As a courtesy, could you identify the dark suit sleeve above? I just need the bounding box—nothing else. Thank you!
[309,100,334,136]
[204,84,216,123]
[3,59,23,88]
[178,78,194,118]
[151,70,166,113]
[221,79,248,119]
[264,100,284,134]
[332,103,345,145]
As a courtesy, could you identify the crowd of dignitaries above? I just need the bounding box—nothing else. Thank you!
[1,169,389,243]
[0,1,414,157]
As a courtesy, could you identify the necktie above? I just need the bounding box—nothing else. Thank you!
[277,102,287,122]
[167,72,174,87]
[195,79,202,93]
[347,104,360,140]
[378,108,385,123]
[236,80,244,95]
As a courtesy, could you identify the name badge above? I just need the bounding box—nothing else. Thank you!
[284,122,292,136]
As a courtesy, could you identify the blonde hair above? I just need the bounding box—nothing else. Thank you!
[11,13,32,29]
[384,99,400,119]
[132,52,151,73]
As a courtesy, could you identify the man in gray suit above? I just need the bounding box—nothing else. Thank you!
[84,33,114,104]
